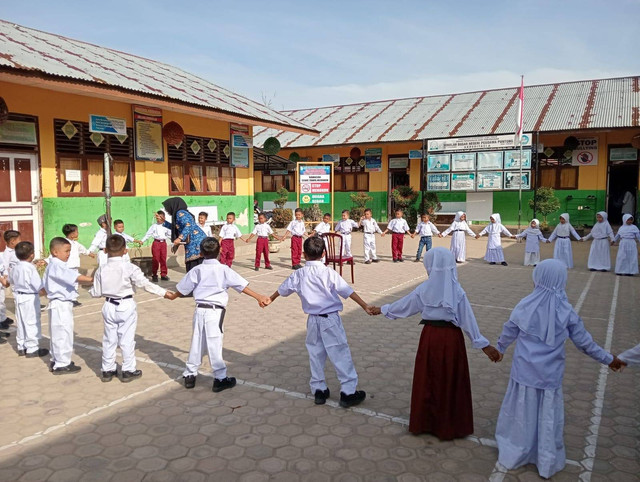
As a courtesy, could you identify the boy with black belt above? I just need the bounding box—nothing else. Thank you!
[268,237,372,407]
[168,237,270,391]
[246,213,274,271]
[90,235,173,382]
[141,211,172,281]
[281,208,307,269]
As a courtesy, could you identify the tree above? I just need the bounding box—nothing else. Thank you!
[349,192,373,221]
[529,187,560,229]
[272,187,292,228]
[391,186,420,230]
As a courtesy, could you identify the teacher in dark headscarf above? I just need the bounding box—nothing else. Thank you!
[162,197,207,271]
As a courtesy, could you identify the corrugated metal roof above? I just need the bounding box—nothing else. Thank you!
[254,76,640,149]
[0,19,317,134]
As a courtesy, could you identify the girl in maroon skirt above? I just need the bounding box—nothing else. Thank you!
[372,247,500,440]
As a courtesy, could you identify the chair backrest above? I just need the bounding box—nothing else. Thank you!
[321,232,343,260]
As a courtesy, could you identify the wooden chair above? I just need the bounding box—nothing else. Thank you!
[321,232,355,283]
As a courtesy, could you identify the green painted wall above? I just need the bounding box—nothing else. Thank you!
[42,195,253,248]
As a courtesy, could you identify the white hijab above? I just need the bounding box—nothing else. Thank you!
[488,213,502,232]
[622,213,633,224]
[509,259,573,346]
[525,218,542,235]
[617,214,639,236]
[454,211,465,222]
[421,247,465,318]
[590,211,612,238]
[560,213,570,223]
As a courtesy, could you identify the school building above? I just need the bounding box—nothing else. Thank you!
[0,20,317,256]
[253,76,640,227]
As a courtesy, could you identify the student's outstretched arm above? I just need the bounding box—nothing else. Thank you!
[348,292,375,315]
[269,291,280,303]
[76,274,93,284]
[242,286,271,307]
[0,276,8,288]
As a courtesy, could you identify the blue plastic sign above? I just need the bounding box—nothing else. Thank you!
[89,115,127,135]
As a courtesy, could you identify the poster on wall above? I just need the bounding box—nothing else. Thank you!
[451,153,476,171]
[571,138,599,166]
[364,148,382,172]
[230,123,252,148]
[389,157,408,169]
[426,154,450,171]
[132,105,163,161]
[477,151,503,170]
[0,120,38,145]
[322,153,340,163]
[426,173,450,191]
[299,164,331,204]
[408,150,423,159]
[504,149,532,169]
[504,170,531,190]
[477,171,503,190]
[451,172,475,191]
[231,147,249,168]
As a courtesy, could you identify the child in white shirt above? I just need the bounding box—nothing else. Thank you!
[383,209,410,262]
[246,213,274,271]
[334,210,359,259]
[281,208,307,270]
[548,213,581,268]
[198,212,213,237]
[1,229,21,330]
[89,214,109,266]
[218,212,244,268]
[515,219,549,266]
[141,211,172,281]
[359,208,382,264]
[476,213,515,266]
[312,213,332,237]
[61,223,95,306]
[412,213,439,262]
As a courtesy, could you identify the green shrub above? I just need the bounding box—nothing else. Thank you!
[420,192,442,222]
[391,186,420,230]
[349,192,373,222]
[528,187,560,229]
[303,204,323,222]
[272,208,292,228]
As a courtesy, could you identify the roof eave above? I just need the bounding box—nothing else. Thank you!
[0,68,320,136]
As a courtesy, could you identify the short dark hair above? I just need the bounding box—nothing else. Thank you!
[105,234,126,255]
[156,210,165,216]
[227,212,236,218]
[421,213,430,217]
[3,230,20,243]
[258,213,266,220]
[303,237,325,260]
[113,219,124,227]
[323,213,331,218]
[200,237,220,259]
[50,237,71,252]
[199,212,208,218]
[15,241,34,260]
[364,208,372,214]
[395,208,403,213]
[294,208,303,214]
[342,210,349,215]
[62,224,78,237]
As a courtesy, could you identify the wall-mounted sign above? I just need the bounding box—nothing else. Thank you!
[0,120,38,145]
[427,133,532,152]
[299,164,331,204]
[570,138,598,166]
[133,105,164,162]
[364,148,382,172]
[322,153,340,163]
[65,169,82,182]
[426,173,450,191]
[477,151,503,170]
[426,154,450,172]
[609,147,638,162]
[230,123,252,148]
[504,170,531,190]
[504,149,532,169]
[269,170,289,175]
[451,172,475,191]
[389,157,409,169]
[477,171,503,190]
[89,114,127,135]
[451,153,476,171]
[230,147,249,168]
[408,150,423,159]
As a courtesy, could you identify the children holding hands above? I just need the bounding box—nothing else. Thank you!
[548,213,581,268]
[476,213,515,266]
[440,211,476,263]
[515,219,549,266]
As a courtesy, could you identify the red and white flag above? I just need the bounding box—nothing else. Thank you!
[515,76,524,145]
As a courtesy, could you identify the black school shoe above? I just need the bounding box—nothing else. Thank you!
[212,376,236,393]
[372,259,379,263]
[340,390,366,408]
[184,375,196,389]
[501,262,508,266]
[101,370,118,383]
[364,260,372,264]
[0,331,10,338]
[25,348,49,358]
[53,362,81,375]
[161,276,170,281]
[0,318,14,329]
[151,275,159,282]
[314,388,330,405]
[18,349,26,356]
[265,266,273,270]
[0,337,6,344]
[121,370,143,383]
[72,300,82,308]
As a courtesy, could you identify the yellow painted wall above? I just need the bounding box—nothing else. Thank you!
[0,81,253,198]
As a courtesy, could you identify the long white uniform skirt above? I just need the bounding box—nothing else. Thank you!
[496,378,566,479]
[450,232,467,262]
[524,251,540,266]
[484,247,505,263]
[615,238,639,275]
[587,238,612,271]
[553,238,574,268]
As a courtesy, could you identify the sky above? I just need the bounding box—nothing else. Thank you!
[2,0,639,111]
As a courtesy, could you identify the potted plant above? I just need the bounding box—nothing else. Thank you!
[528,187,560,231]
[391,185,420,230]
[349,192,373,221]
[272,187,293,228]
[268,232,281,253]
[303,204,324,224]
[129,241,153,276]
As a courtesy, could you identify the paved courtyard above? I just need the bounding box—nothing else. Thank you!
[0,233,638,481]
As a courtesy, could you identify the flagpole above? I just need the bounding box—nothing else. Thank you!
[517,75,524,234]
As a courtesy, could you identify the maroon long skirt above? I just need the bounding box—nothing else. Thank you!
[409,324,474,440]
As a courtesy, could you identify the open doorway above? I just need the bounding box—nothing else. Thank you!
[389,169,410,217]
[607,158,638,225]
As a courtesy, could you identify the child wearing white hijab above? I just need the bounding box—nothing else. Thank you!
[494,259,623,479]
[372,247,500,440]
[515,219,548,266]
[548,213,581,268]
[582,211,614,271]
[476,213,515,266]
[440,211,476,263]
[612,214,640,276]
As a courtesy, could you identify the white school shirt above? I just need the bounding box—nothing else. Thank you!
[198,223,213,237]
[286,219,306,236]
[516,228,547,253]
[442,221,475,237]
[90,257,166,298]
[278,260,354,315]
[219,223,243,240]
[360,218,382,234]
[335,219,358,235]
[478,223,513,249]
[548,223,581,241]
[114,231,135,243]
[415,221,439,237]
[252,223,274,237]
[141,223,171,243]
[613,223,640,242]
[313,221,331,235]
[89,228,107,253]
[387,218,410,234]
[43,257,79,301]
[0,260,6,277]
[9,261,43,294]
[176,259,248,306]
[2,247,18,272]
[66,239,90,270]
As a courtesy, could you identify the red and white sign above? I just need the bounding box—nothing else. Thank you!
[571,138,599,166]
